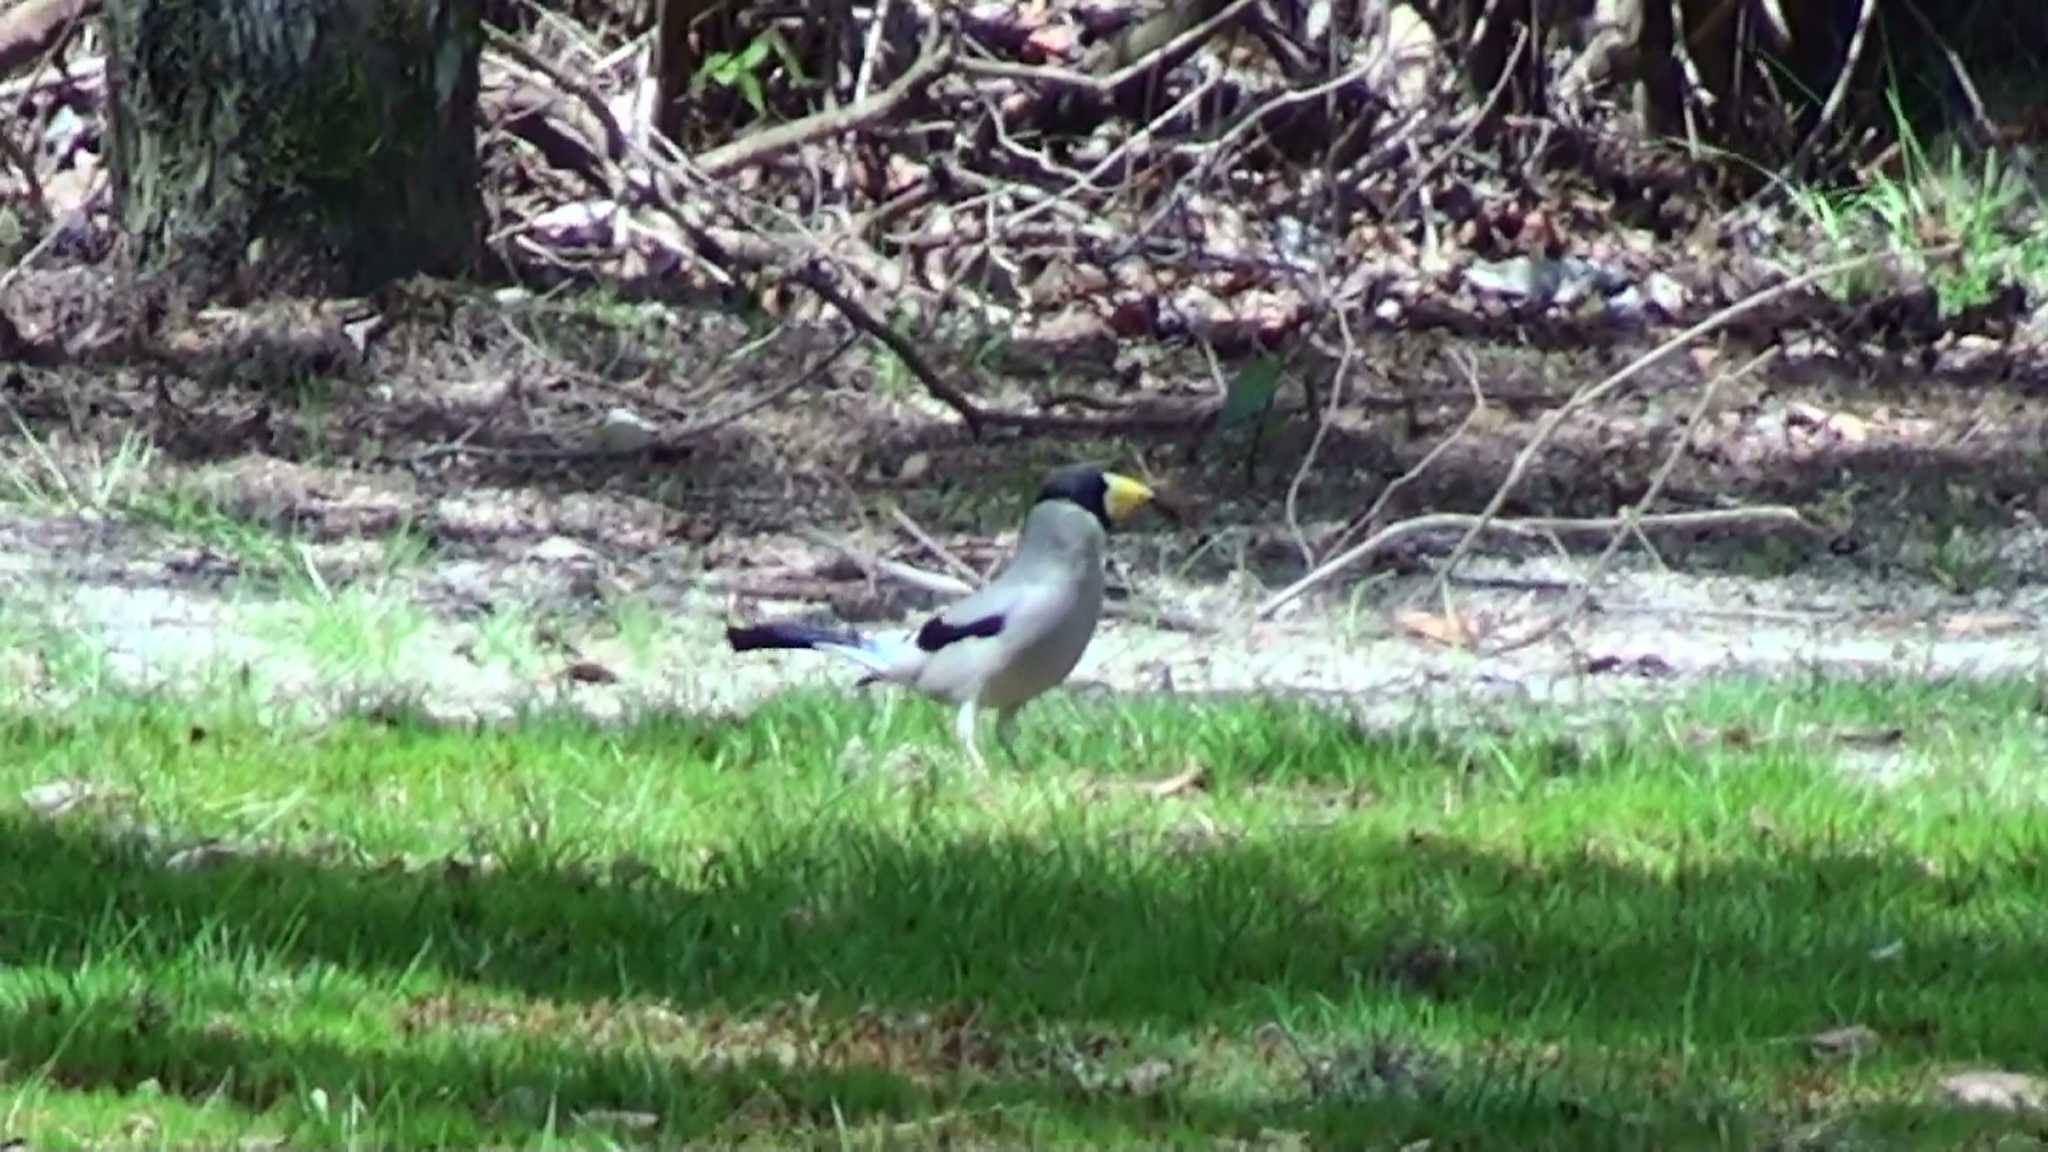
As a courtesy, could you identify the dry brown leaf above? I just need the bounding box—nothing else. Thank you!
[1939,612,2028,638]
[1393,608,1472,648]
[562,660,620,685]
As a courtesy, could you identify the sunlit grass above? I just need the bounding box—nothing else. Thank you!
[1788,92,2048,317]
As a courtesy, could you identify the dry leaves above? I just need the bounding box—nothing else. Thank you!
[561,660,620,685]
[1392,607,1474,648]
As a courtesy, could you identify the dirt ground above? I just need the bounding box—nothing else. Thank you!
[3,274,2046,728]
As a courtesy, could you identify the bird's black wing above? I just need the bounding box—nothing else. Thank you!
[915,611,1004,652]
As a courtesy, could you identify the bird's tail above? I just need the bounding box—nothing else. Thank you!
[726,620,906,678]
[726,620,865,653]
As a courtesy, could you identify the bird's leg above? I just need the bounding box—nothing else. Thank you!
[995,706,1021,765]
[954,698,986,772]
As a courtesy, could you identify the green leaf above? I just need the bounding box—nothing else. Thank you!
[1213,357,1283,436]
[765,28,809,83]
[736,36,772,69]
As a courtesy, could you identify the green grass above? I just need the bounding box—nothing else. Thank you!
[1,676,2046,1148]
[1788,93,2048,318]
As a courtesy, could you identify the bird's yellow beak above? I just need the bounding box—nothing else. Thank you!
[1101,473,1157,524]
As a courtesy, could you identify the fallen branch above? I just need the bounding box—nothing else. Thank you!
[887,503,987,586]
[1424,245,1953,601]
[1254,507,1817,620]
[484,29,630,161]
[408,332,856,463]
[1318,356,1486,563]
[1479,344,1783,656]
[799,527,976,598]
[787,261,987,437]
[1788,0,1879,177]
[958,0,1259,99]
[696,26,954,179]
[0,0,94,77]
[0,49,99,104]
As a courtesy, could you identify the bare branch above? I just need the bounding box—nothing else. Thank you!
[787,260,987,437]
[1480,344,1784,656]
[1256,507,1816,621]
[1787,0,1879,176]
[1424,245,1952,599]
[696,28,954,179]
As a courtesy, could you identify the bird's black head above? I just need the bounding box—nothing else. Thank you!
[1036,466,1156,531]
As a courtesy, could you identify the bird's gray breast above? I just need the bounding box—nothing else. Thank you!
[912,504,1107,707]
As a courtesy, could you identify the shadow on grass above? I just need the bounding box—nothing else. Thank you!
[0,783,2042,1145]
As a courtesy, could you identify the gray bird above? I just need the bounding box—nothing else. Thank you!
[726,466,1159,768]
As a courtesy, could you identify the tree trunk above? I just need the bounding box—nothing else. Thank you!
[103,0,484,300]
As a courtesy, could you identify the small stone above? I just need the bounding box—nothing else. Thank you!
[575,1109,659,1131]
[527,536,596,565]
[1809,1024,1880,1059]
[1122,1057,1174,1097]
[590,406,659,453]
[1941,1069,2048,1112]
[165,841,249,871]
[23,779,121,817]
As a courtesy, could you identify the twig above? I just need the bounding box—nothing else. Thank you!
[696,25,953,179]
[999,71,1224,235]
[0,125,45,228]
[799,526,976,598]
[851,0,895,103]
[1667,0,1712,158]
[1127,58,1380,242]
[1481,344,1782,656]
[484,27,630,160]
[1282,299,1355,569]
[0,171,97,294]
[1319,355,1487,564]
[957,0,1260,97]
[1424,245,1950,604]
[886,503,985,586]
[787,261,986,437]
[409,333,856,463]
[0,0,95,230]
[1787,0,1878,177]
[1895,0,1994,139]
[1388,24,1526,217]
[1254,508,1814,620]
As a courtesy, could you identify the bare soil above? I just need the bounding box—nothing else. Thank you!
[2,275,2045,728]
